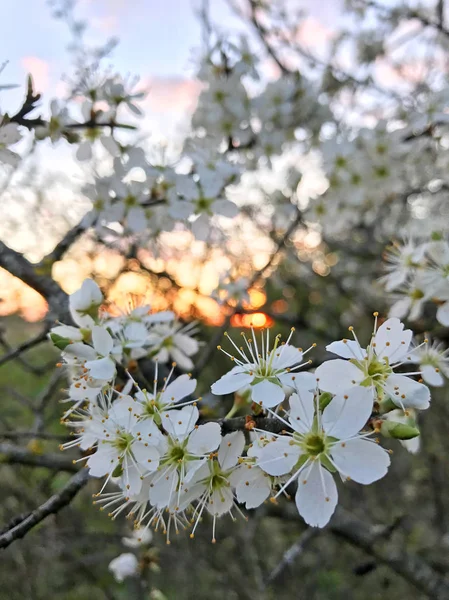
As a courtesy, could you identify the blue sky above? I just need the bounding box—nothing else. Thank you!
[1,0,241,102]
[0,0,255,145]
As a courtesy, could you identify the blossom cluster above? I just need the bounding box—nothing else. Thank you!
[50,280,434,537]
[50,279,199,417]
[192,39,329,167]
[381,237,449,328]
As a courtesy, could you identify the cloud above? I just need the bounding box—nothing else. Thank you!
[295,16,336,49]
[21,56,50,93]
[142,77,203,114]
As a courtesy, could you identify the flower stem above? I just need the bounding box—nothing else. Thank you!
[224,402,240,419]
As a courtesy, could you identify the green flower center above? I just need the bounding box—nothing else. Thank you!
[114,432,134,452]
[170,445,186,462]
[304,433,326,456]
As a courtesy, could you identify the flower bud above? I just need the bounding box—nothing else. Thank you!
[49,333,72,350]
[380,420,419,440]
[319,392,333,410]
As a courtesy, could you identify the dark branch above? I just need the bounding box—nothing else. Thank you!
[0,442,77,472]
[0,329,50,369]
[265,528,319,585]
[0,240,71,322]
[330,508,449,599]
[0,469,89,550]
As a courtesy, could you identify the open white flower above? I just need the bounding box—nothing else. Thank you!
[380,239,426,292]
[211,328,313,408]
[147,321,200,371]
[407,337,449,387]
[186,431,246,542]
[148,405,222,509]
[315,316,431,410]
[134,363,197,422]
[87,394,164,495]
[257,387,390,527]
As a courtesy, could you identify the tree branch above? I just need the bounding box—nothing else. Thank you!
[38,217,88,267]
[0,240,70,322]
[0,442,77,472]
[265,528,319,585]
[0,329,50,368]
[330,508,449,599]
[0,468,89,550]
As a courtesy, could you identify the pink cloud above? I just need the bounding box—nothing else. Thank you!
[21,56,49,93]
[141,77,203,114]
[295,17,336,49]
[374,57,439,88]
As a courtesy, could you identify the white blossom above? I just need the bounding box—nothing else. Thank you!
[257,387,390,527]
[211,328,313,408]
[315,316,431,411]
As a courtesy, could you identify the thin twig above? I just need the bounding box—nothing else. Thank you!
[0,442,78,472]
[265,528,319,585]
[0,468,89,550]
[0,329,50,368]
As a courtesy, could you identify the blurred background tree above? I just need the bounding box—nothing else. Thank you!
[2,0,449,598]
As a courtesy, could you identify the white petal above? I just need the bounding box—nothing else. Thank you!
[271,345,303,369]
[161,374,196,405]
[136,419,166,448]
[234,466,271,508]
[279,371,317,392]
[218,431,245,470]
[76,141,92,161]
[207,486,234,516]
[51,325,83,341]
[183,457,207,484]
[421,364,444,387]
[288,391,315,434]
[211,370,254,395]
[101,134,121,156]
[173,333,199,356]
[211,198,239,218]
[322,386,374,439]
[85,356,116,380]
[383,374,430,410]
[374,317,412,362]
[401,436,420,454]
[437,302,449,327]
[295,461,338,528]
[109,403,138,434]
[127,206,147,233]
[389,297,411,320]
[251,379,285,408]
[120,461,143,495]
[132,442,160,472]
[187,422,222,455]
[92,326,113,356]
[87,445,118,477]
[257,437,302,476]
[63,342,97,362]
[149,466,179,508]
[330,438,390,484]
[161,405,199,440]
[170,348,194,371]
[325,340,366,360]
[315,359,363,394]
